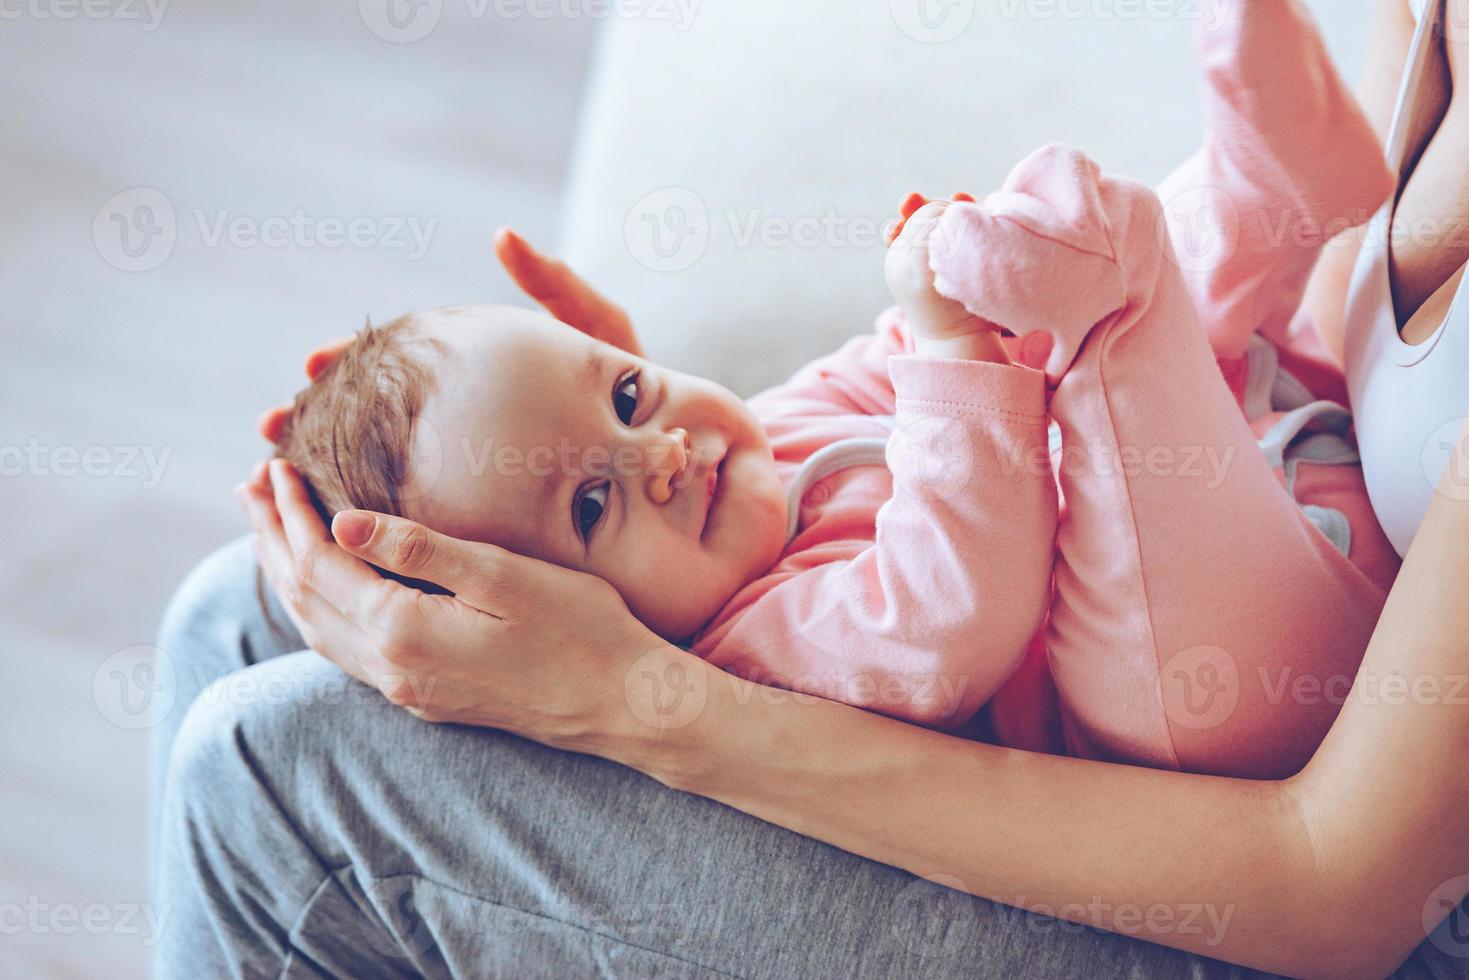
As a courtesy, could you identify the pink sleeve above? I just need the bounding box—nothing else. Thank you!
[696,356,1058,730]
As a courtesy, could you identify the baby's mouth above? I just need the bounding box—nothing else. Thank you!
[700,452,726,541]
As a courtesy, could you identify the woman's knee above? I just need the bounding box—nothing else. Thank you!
[157,536,300,700]
[161,654,363,847]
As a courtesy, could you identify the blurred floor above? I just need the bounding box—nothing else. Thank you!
[0,3,595,974]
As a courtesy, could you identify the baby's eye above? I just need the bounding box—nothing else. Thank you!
[614,372,641,425]
[575,482,609,540]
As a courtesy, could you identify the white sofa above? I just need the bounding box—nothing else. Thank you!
[555,0,1371,396]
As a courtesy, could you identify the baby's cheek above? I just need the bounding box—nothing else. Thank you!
[617,541,727,640]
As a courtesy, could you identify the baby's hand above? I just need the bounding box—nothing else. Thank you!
[885,193,1010,363]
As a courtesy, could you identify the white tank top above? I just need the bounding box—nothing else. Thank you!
[1343,0,1469,557]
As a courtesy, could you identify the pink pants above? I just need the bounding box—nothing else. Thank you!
[934,0,1401,778]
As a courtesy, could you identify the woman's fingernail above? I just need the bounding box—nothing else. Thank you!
[333,510,375,547]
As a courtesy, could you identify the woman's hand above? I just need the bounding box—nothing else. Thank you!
[237,458,670,753]
[258,227,641,442]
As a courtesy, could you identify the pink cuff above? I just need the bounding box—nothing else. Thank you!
[888,355,1048,424]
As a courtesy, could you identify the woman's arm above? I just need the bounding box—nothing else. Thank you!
[660,427,1469,980]
[1301,0,1417,362]
[248,424,1469,979]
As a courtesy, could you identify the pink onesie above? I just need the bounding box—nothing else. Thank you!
[691,0,1401,779]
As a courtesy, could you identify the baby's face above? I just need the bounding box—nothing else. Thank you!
[404,306,788,640]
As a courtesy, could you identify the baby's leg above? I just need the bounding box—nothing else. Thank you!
[928,145,1387,778]
[1156,0,1393,361]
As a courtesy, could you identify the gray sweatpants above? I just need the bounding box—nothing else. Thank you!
[148,537,1276,978]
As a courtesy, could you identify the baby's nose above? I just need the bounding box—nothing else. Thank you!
[645,428,689,505]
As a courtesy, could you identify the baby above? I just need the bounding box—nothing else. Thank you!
[276,0,1403,778]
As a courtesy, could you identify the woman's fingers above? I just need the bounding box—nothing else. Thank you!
[493,227,643,356]
[238,464,418,686]
[304,337,353,380]
[255,336,352,442]
[266,460,400,618]
[258,405,291,442]
[330,509,525,617]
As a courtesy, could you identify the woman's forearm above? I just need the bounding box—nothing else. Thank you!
[1290,437,1469,974]
[620,424,1469,980]
[635,670,1334,976]
[1300,0,1415,364]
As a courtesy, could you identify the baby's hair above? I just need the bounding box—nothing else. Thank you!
[274,313,447,522]
[259,313,452,638]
